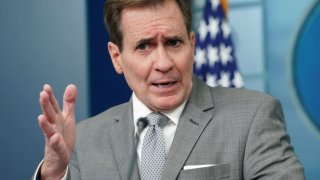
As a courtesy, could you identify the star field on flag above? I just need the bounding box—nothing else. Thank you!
[194,0,244,88]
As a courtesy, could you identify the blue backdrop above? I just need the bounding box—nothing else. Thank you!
[87,0,131,116]
[293,2,320,132]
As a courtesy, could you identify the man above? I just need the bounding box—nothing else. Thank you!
[34,0,305,179]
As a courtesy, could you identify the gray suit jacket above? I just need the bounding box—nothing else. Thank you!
[68,77,305,180]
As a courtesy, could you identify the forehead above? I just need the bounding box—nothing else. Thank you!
[120,1,186,41]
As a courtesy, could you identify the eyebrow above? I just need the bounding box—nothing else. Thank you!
[135,38,154,47]
[134,35,185,47]
[163,35,184,41]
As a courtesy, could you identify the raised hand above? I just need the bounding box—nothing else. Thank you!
[38,84,77,179]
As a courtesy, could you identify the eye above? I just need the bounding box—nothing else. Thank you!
[137,43,150,51]
[167,39,180,47]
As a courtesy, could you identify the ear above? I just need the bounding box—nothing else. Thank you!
[107,42,123,74]
[189,32,196,64]
[189,31,195,50]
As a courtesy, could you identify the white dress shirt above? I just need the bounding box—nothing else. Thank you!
[132,93,187,161]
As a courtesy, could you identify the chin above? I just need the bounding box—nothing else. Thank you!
[153,97,183,112]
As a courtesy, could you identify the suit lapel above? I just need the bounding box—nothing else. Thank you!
[162,77,216,180]
[109,101,140,180]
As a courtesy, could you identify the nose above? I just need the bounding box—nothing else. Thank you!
[153,46,173,72]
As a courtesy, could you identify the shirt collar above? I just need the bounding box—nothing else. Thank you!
[132,93,188,133]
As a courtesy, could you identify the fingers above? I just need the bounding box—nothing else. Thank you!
[62,84,77,121]
[39,90,58,124]
[43,84,61,113]
[38,114,56,139]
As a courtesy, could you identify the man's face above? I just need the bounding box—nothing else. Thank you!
[108,0,195,112]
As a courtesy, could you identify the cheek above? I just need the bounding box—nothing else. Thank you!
[122,57,150,86]
[176,53,194,76]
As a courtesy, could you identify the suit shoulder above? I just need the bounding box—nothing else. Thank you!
[190,77,280,110]
[211,86,278,104]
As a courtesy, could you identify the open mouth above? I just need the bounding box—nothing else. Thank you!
[152,81,177,88]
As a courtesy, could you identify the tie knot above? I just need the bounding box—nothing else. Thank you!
[146,112,169,128]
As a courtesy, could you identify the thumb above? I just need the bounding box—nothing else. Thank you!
[62,84,77,118]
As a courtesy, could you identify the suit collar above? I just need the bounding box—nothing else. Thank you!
[162,76,216,179]
[108,101,141,180]
[188,76,215,112]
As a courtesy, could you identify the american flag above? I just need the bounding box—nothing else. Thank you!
[194,0,243,88]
